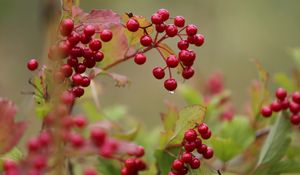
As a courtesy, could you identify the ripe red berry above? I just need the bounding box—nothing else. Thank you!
[73,115,87,128]
[177,40,189,50]
[183,141,196,152]
[195,138,202,147]
[166,55,179,68]
[135,146,145,157]
[27,59,39,71]
[100,29,113,42]
[83,57,96,68]
[75,63,86,74]
[61,64,73,77]
[201,129,211,140]
[67,32,80,46]
[261,106,272,117]
[275,87,287,101]
[182,67,195,79]
[151,13,163,24]
[94,51,104,62]
[186,24,198,36]
[140,35,153,46]
[270,100,282,112]
[178,50,191,62]
[172,159,184,171]
[157,9,169,21]
[72,74,83,86]
[60,91,74,105]
[124,158,136,170]
[3,159,17,171]
[167,172,177,175]
[203,147,214,159]
[164,78,177,91]
[81,77,91,87]
[69,133,85,148]
[190,158,200,169]
[126,19,140,32]
[155,24,166,33]
[290,114,300,125]
[67,57,78,67]
[33,155,47,170]
[84,25,96,37]
[69,46,82,57]
[84,168,98,175]
[174,16,185,27]
[58,41,71,58]
[281,99,290,110]
[27,137,41,152]
[83,48,94,59]
[289,102,300,114]
[134,53,147,65]
[135,159,146,170]
[60,19,74,36]
[197,144,207,154]
[39,131,51,146]
[292,91,300,104]
[89,39,102,51]
[181,152,192,163]
[90,128,106,146]
[152,67,165,79]
[193,34,205,47]
[184,129,197,142]
[166,24,178,37]
[80,33,92,44]
[197,123,208,134]
[72,86,84,97]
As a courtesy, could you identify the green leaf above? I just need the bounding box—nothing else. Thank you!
[273,72,297,92]
[211,137,241,162]
[178,84,204,105]
[268,160,300,174]
[168,105,205,145]
[82,102,104,122]
[103,105,127,121]
[97,157,120,175]
[255,112,291,173]
[154,149,178,175]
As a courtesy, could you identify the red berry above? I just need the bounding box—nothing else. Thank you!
[72,74,83,86]
[39,131,51,146]
[292,91,300,104]
[197,123,208,134]
[177,40,189,50]
[182,67,195,79]
[75,63,86,74]
[261,106,272,117]
[151,13,163,24]
[33,155,47,170]
[275,87,287,101]
[58,41,71,58]
[70,46,83,57]
[157,9,169,21]
[90,128,106,146]
[60,19,74,36]
[172,159,183,171]
[84,168,98,175]
[178,50,190,62]
[61,64,73,77]
[203,147,214,159]
[270,100,282,112]
[100,29,113,42]
[166,24,178,37]
[201,129,211,140]
[152,67,165,79]
[80,33,92,44]
[89,39,102,51]
[184,129,197,142]
[140,35,152,46]
[27,137,41,152]
[72,86,84,97]
[126,19,140,32]
[155,24,166,33]
[121,167,129,175]
[174,16,185,27]
[166,55,179,68]
[290,114,300,125]
[60,91,74,105]
[289,102,300,114]
[83,48,93,59]
[67,57,78,67]
[167,172,177,175]
[73,115,87,128]
[193,34,205,47]
[195,138,202,147]
[67,32,80,46]
[134,53,147,65]
[3,159,17,171]
[84,25,96,37]
[190,158,200,169]
[186,24,198,36]
[125,158,136,170]
[181,152,192,163]
[94,51,104,62]
[69,133,85,148]
[27,59,39,71]
[83,57,96,68]
[135,146,145,157]
[183,141,196,152]
[281,99,290,110]
[81,77,91,87]
[135,159,146,170]
[164,78,177,91]
[197,144,207,154]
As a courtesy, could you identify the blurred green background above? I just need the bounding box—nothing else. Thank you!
[0,0,299,127]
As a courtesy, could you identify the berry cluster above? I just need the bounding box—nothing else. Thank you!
[27,18,113,98]
[168,123,213,175]
[121,157,146,175]
[126,9,204,91]
[261,87,300,125]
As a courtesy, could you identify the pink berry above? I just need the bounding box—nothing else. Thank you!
[72,74,83,86]
[90,128,106,146]
[270,100,282,112]
[84,25,96,37]
[261,106,272,117]
[292,91,300,104]
[73,115,87,128]
[60,91,74,105]
[27,59,39,71]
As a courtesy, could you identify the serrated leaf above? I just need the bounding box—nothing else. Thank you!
[168,105,205,145]
[154,149,178,175]
[178,84,204,105]
[255,112,291,173]
[273,72,297,92]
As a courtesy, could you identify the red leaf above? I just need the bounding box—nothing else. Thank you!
[0,98,26,154]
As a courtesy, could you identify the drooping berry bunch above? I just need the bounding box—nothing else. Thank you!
[126,9,205,91]
[261,87,300,125]
[27,18,113,98]
[168,123,214,175]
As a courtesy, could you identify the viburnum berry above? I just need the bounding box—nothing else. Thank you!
[80,33,92,44]
[67,32,80,46]
[181,152,192,163]
[190,158,201,169]
[270,100,282,112]
[94,51,104,62]
[172,159,184,171]
[60,91,74,105]
[292,91,300,104]
[72,86,84,97]
[3,159,17,171]
[186,24,198,36]
[184,129,197,142]
[197,144,208,154]
[203,147,214,159]
[72,74,83,86]
[140,35,153,46]
[69,133,85,148]
[83,48,93,59]
[38,131,51,146]
[27,59,39,71]
[27,137,41,152]
[177,40,189,50]
[261,106,272,117]
[183,141,196,152]
[197,123,209,134]
[90,128,106,146]
[155,24,166,33]
[151,13,163,24]
[164,78,177,91]
[165,24,178,37]
[60,19,74,36]
[75,63,86,74]
[83,57,96,68]
[201,129,212,140]
[100,29,113,42]
[61,64,73,77]
[157,9,169,21]
[126,19,140,32]
[182,67,195,79]
[134,53,147,65]
[70,46,83,57]
[89,39,102,51]
[67,57,78,67]
[289,102,300,114]
[58,41,71,58]
[290,114,300,125]
[166,55,179,68]
[84,25,96,37]
[73,115,87,128]
[174,16,185,27]
[152,67,165,79]
[193,34,205,46]
[81,77,91,87]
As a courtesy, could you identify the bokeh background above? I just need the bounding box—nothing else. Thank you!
[1,0,300,127]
